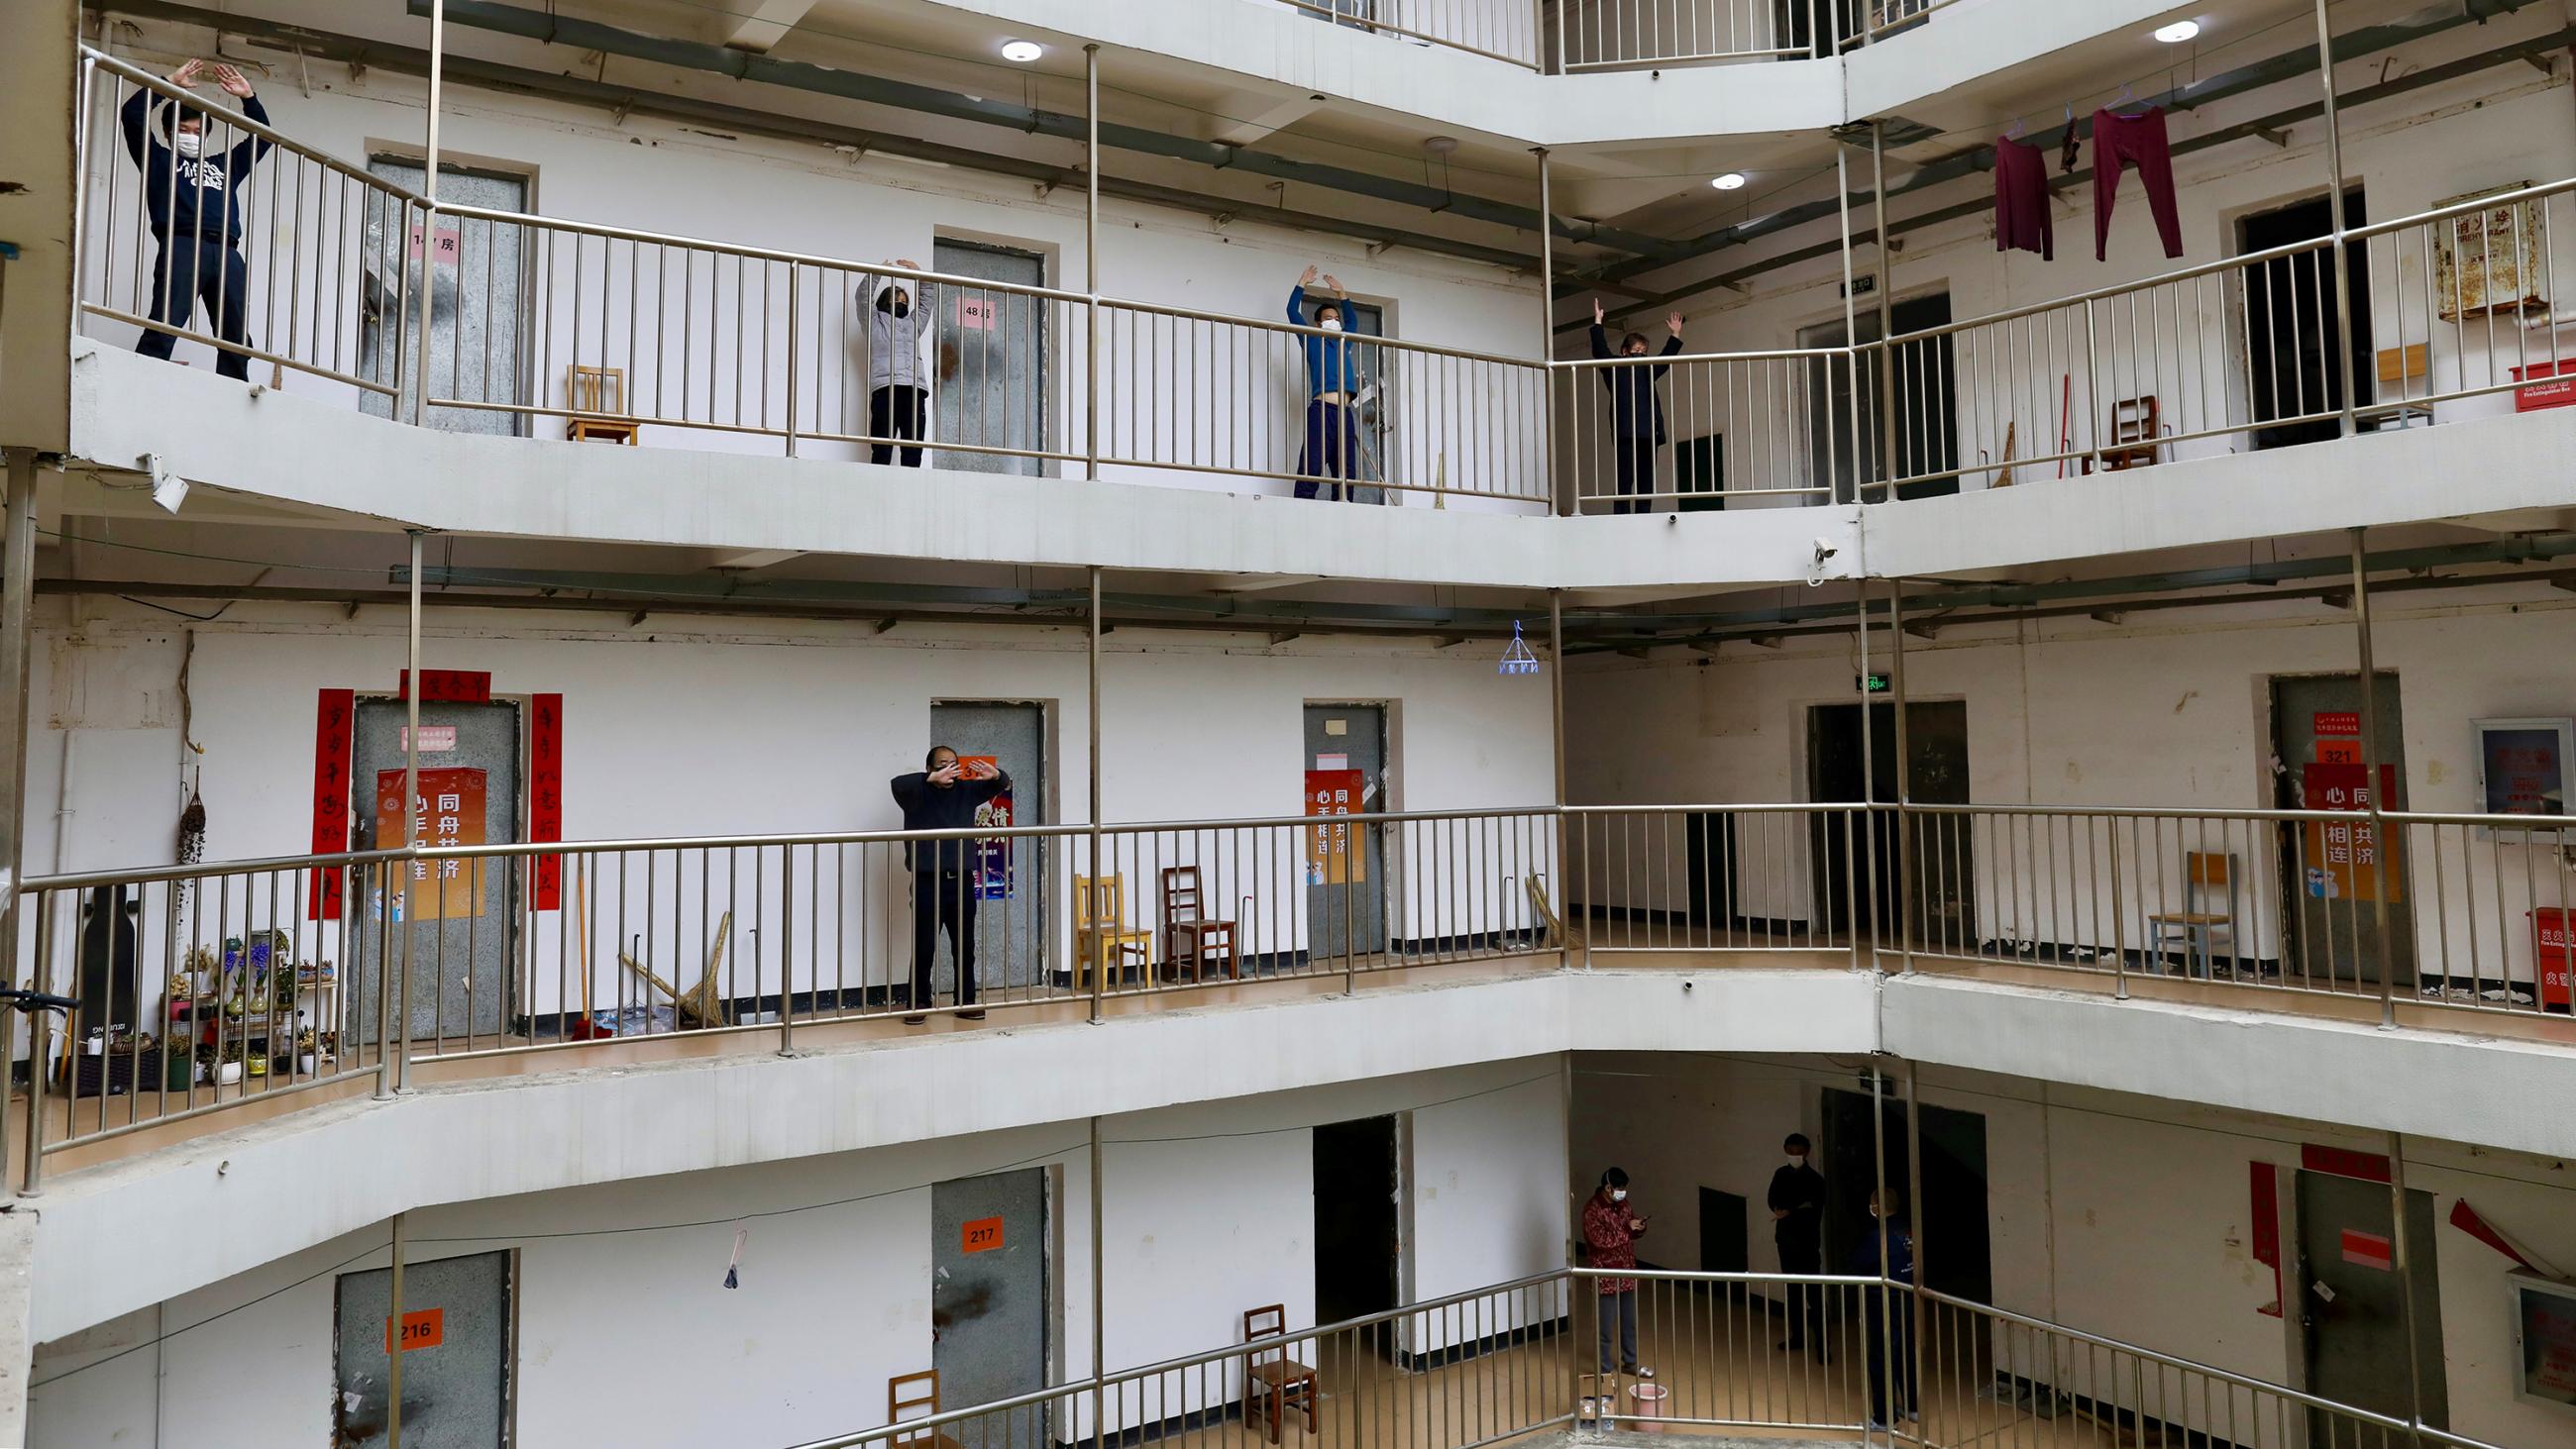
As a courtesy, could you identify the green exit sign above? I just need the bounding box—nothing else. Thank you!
[1857,673,1891,693]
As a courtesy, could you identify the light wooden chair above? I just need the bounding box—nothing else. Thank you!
[889,1369,962,1449]
[1159,867,1237,982]
[1074,874,1152,990]
[1240,1304,1318,1444]
[2145,852,2238,980]
[566,363,640,445]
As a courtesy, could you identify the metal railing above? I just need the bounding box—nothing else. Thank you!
[1566,804,1862,955]
[9,805,1557,1161]
[1279,0,1545,69]
[778,1267,2484,1449]
[1558,349,1852,510]
[1551,0,1825,69]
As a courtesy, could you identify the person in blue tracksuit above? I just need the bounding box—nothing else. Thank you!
[1288,265,1367,500]
[121,60,276,381]
[1849,1189,1918,1429]
[1588,299,1686,515]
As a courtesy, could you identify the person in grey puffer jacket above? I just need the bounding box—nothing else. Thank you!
[866,259,935,466]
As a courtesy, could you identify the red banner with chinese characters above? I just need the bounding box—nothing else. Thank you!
[309,689,356,919]
[395,669,491,702]
[963,756,1015,900]
[2301,762,2404,903]
[530,693,564,910]
[376,768,488,920]
[2250,1162,2282,1317]
[1305,770,1365,885]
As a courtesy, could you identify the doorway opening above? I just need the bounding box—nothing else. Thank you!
[1304,704,1392,961]
[931,238,1050,475]
[929,702,1047,999]
[1289,291,1393,503]
[1805,700,1973,944]
[334,1249,515,1447]
[1315,1114,1404,1325]
[350,697,521,1043]
[933,1168,1053,1439]
[361,156,530,436]
[1800,292,1961,502]
[1819,1087,1991,1302]
[2293,1169,2447,1439]
[2268,673,2411,988]
[2239,189,2376,452]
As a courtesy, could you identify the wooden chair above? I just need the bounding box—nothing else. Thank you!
[2145,852,2238,980]
[889,1370,963,1449]
[2101,395,2161,470]
[1240,1304,1318,1444]
[566,363,640,445]
[1074,874,1153,990]
[1159,867,1238,982]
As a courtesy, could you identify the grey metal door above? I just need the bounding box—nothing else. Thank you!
[931,240,1045,475]
[361,159,527,435]
[2272,674,2414,987]
[334,1249,513,1448]
[2295,1170,2447,1440]
[1305,704,1389,960]
[1290,293,1389,503]
[928,702,1045,994]
[352,699,519,1042]
[932,1169,1049,1443]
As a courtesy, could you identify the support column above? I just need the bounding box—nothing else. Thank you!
[1551,591,1571,969]
[1089,1113,1107,1447]
[1902,1059,1929,1437]
[412,0,448,427]
[2314,0,2360,437]
[1088,566,1104,1023]
[1867,1060,1894,1444]
[2350,528,2398,1028]
[1855,589,1879,972]
[2386,1132,2429,1444]
[396,532,424,1093]
[1537,148,1564,516]
[0,452,38,1188]
[386,1211,408,1449]
[1834,145,1863,504]
[1084,46,1102,482]
[1870,121,1898,501]
[1887,581,1913,974]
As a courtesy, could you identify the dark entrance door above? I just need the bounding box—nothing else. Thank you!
[2241,189,2376,452]
[1304,704,1390,960]
[333,1249,513,1448]
[2270,673,2413,988]
[1807,700,1972,945]
[1801,292,1960,501]
[1820,1087,1991,1303]
[2295,1169,2447,1440]
[1315,1114,1403,1324]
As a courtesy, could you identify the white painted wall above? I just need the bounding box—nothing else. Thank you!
[1569,1050,2576,1449]
[20,596,1555,1016]
[26,1058,1567,1449]
[1567,582,2576,985]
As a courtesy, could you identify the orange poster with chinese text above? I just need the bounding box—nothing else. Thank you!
[375,768,488,919]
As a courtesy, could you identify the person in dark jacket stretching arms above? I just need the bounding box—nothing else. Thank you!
[1588,299,1685,514]
[891,746,1013,1023]
[121,60,275,381]
[1288,265,1366,501]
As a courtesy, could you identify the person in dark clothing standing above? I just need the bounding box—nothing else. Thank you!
[1769,1132,1828,1358]
[1587,299,1685,515]
[1849,1188,1918,1429]
[890,746,1012,1024]
[121,60,275,381]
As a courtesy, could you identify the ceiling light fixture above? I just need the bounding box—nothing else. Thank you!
[1000,39,1045,62]
[1710,172,1747,190]
[2153,20,2200,44]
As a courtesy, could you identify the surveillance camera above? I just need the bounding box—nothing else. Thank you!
[1812,537,1839,564]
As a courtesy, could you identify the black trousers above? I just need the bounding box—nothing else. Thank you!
[1612,433,1657,515]
[137,238,253,381]
[1864,1290,1916,1422]
[911,869,979,1006]
[1778,1242,1822,1348]
[871,384,929,466]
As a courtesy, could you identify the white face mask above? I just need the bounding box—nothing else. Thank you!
[1319,317,1343,333]
[173,132,203,158]
[1787,1155,1806,1170]
[1609,1189,1627,1202]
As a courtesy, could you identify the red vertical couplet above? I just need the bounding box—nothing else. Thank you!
[308,688,356,919]
[530,693,565,910]
[2250,1162,2283,1317]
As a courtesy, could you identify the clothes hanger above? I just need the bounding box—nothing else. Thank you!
[2003,117,2027,143]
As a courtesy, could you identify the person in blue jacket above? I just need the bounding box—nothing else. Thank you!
[1289,265,1367,501]
[1848,1188,1918,1430]
[1588,299,1686,515]
[120,60,276,381]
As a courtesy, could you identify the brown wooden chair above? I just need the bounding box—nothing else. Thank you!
[566,363,640,445]
[889,1369,963,1449]
[1159,867,1238,982]
[1074,874,1153,991]
[2101,394,2161,470]
[1241,1304,1317,1443]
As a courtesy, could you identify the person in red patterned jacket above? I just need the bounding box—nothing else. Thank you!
[1580,1167,1649,1379]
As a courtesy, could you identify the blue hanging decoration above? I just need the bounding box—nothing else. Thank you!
[1498,620,1543,676]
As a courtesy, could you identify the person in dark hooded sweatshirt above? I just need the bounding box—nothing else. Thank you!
[1587,299,1686,515]
[865,259,935,466]
[890,746,1012,1023]
[121,60,274,381]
